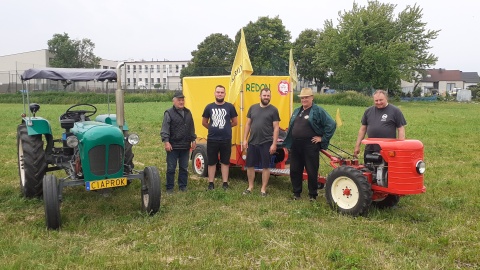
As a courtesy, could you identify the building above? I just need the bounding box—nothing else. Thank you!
[401,68,480,96]
[123,60,189,91]
[0,50,189,93]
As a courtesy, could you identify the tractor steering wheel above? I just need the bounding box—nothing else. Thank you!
[60,104,97,121]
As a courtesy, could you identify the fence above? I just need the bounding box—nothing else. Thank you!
[0,70,182,93]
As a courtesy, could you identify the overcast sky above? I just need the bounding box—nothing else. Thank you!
[2,0,479,72]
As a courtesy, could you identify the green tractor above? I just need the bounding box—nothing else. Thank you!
[17,64,161,230]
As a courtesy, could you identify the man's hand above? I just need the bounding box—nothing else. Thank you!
[269,143,277,155]
[164,142,172,152]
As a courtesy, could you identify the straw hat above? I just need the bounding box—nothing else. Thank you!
[298,88,314,97]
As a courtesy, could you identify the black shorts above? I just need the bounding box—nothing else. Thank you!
[207,140,231,166]
[246,142,272,169]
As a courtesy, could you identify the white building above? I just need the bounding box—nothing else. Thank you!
[0,49,189,93]
[123,60,189,91]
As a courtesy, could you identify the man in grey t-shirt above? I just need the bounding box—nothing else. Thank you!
[242,88,280,196]
[354,89,407,158]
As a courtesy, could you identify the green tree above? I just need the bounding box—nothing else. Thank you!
[293,29,329,91]
[317,1,439,94]
[241,16,292,75]
[180,33,235,79]
[48,33,101,68]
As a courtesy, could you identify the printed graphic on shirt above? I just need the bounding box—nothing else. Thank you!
[381,114,388,121]
[211,108,227,129]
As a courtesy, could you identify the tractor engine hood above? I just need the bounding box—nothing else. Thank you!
[71,121,125,181]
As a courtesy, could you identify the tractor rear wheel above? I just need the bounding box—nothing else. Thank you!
[141,166,161,215]
[43,174,61,230]
[17,123,47,198]
[192,145,208,177]
[372,195,400,209]
[326,166,372,216]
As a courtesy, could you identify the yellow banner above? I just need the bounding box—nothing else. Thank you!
[227,29,253,103]
[289,48,298,91]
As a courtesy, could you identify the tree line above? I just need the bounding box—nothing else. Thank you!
[48,1,439,95]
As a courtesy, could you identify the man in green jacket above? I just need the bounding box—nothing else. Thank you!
[284,88,336,201]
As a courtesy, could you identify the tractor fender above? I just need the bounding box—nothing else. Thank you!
[22,117,52,136]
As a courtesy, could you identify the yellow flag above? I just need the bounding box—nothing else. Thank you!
[289,48,298,91]
[336,108,343,127]
[228,29,253,103]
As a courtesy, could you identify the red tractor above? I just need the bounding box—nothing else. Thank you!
[323,138,426,216]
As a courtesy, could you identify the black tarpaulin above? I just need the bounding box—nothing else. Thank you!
[21,68,117,82]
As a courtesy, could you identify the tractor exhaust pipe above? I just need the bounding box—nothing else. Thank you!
[115,62,125,130]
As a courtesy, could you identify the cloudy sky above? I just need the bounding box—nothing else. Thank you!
[2,0,479,72]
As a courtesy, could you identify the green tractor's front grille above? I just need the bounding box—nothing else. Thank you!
[88,144,123,176]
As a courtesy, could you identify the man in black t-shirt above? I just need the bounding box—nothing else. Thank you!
[354,89,407,158]
[202,85,238,190]
[242,88,280,197]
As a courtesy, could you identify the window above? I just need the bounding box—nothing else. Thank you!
[133,78,136,83]
[163,78,166,83]
[175,65,179,73]
[139,78,142,81]
[127,78,130,83]
[446,83,455,91]
[157,78,160,83]
[150,78,154,83]
[133,65,136,73]
[156,65,160,72]
[169,65,172,73]
[163,65,166,72]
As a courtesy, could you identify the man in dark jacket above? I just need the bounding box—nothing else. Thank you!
[161,92,196,193]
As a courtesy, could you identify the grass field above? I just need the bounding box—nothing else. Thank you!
[0,100,479,269]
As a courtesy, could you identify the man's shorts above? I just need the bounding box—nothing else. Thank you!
[207,140,231,166]
[246,142,272,169]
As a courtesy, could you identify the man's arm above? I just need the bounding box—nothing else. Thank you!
[397,126,405,140]
[270,121,280,154]
[243,118,252,149]
[231,116,238,127]
[354,125,367,157]
[202,117,209,129]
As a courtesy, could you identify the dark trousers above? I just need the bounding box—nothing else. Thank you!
[289,138,321,197]
[166,149,190,190]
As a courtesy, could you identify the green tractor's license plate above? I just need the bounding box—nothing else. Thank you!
[86,178,127,191]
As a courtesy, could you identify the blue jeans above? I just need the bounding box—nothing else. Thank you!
[166,149,190,190]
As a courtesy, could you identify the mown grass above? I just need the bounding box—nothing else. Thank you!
[0,98,479,269]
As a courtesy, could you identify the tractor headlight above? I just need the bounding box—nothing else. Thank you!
[128,133,140,145]
[416,160,426,174]
[66,136,79,148]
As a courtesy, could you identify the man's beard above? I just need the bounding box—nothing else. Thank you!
[216,97,224,103]
[261,98,270,106]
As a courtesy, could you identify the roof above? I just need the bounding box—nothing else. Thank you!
[461,72,480,83]
[21,67,117,82]
[422,69,462,82]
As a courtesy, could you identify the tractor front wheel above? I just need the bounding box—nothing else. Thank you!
[326,166,372,216]
[372,195,400,209]
[17,123,46,198]
[43,174,61,230]
[191,145,208,177]
[141,166,161,215]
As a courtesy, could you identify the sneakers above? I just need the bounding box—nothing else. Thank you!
[222,182,229,190]
[166,189,174,194]
[179,187,187,192]
[292,194,301,200]
[309,195,317,201]
[242,189,251,195]
[207,182,214,190]
[261,192,267,197]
